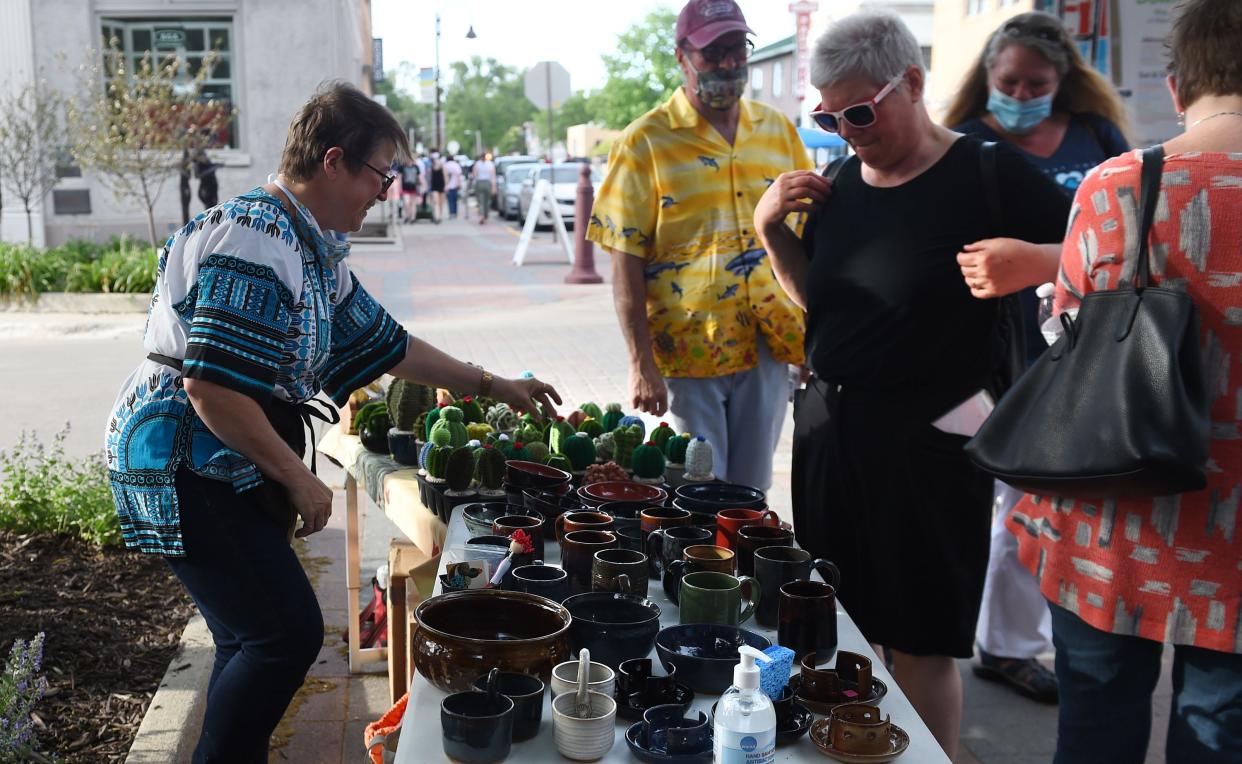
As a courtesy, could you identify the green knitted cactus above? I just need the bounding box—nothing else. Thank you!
[486,403,519,433]
[515,423,543,446]
[545,453,573,473]
[650,422,675,452]
[612,424,643,470]
[430,406,468,448]
[524,440,550,464]
[617,415,645,439]
[423,406,442,441]
[631,441,667,482]
[509,441,532,462]
[445,446,476,493]
[455,396,485,424]
[494,434,514,458]
[475,445,507,494]
[578,417,604,439]
[579,402,604,421]
[425,443,453,482]
[601,403,624,432]
[466,422,494,442]
[548,417,575,454]
[387,379,436,432]
[664,433,691,465]
[561,432,597,472]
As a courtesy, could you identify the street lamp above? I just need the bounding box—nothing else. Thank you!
[434,13,442,149]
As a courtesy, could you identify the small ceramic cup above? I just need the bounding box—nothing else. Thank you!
[617,657,679,708]
[556,510,616,544]
[551,658,616,698]
[714,507,781,550]
[829,703,893,755]
[639,506,693,535]
[552,690,617,761]
[591,548,650,598]
[642,705,711,756]
[508,560,570,603]
[440,687,515,764]
[471,668,545,743]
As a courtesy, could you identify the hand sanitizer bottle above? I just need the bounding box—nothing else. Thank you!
[714,645,775,764]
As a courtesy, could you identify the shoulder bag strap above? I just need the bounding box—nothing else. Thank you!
[979,141,1003,235]
[1134,146,1165,289]
[821,154,850,181]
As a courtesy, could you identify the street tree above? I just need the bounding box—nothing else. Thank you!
[66,45,233,248]
[376,67,433,148]
[592,9,682,129]
[443,57,535,155]
[531,90,597,149]
[0,82,65,244]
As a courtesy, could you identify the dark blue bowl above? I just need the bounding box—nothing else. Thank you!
[673,483,766,512]
[462,502,525,538]
[562,592,662,669]
[655,624,771,694]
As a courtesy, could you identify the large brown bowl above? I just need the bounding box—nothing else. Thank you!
[413,589,573,692]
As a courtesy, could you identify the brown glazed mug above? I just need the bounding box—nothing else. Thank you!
[561,530,618,595]
[591,548,649,598]
[778,580,837,661]
[714,508,781,550]
[492,514,546,552]
[734,525,794,576]
[639,506,693,535]
[556,510,615,544]
[661,545,737,599]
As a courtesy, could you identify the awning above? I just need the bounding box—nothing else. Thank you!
[797,126,846,149]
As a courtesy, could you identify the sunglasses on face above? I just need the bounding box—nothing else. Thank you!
[810,72,905,133]
[1000,20,1063,43]
[361,159,397,194]
[685,38,754,65]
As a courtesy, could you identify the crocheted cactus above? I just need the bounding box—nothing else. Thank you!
[616,415,646,439]
[664,433,691,465]
[515,423,543,446]
[494,433,513,458]
[545,453,573,473]
[509,441,532,462]
[425,442,453,483]
[423,406,442,441]
[467,422,494,442]
[445,446,477,493]
[612,424,643,470]
[524,440,550,464]
[650,422,675,452]
[455,396,485,425]
[579,402,604,421]
[475,445,507,495]
[631,441,667,483]
[578,417,604,440]
[418,440,436,471]
[430,406,468,448]
[387,379,436,432]
[548,417,575,454]
[562,432,597,472]
[486,403,519,433]
[594,431,615,463]
[684,436,715,482]
[601,403,624,432]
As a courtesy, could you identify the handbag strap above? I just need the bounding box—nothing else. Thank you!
[979,141,1003,234]
[1134,145,1165,289]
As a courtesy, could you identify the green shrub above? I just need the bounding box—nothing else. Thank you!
[0,236,157,297]
[0,427,121,548]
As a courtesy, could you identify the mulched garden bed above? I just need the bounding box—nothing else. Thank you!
[0,530,195,762]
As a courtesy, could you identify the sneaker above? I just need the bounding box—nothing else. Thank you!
[972,649,1058,704]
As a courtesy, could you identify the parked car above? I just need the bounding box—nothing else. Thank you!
[501,163,540,219]
[518,163,602,228]
[491,155,537,211]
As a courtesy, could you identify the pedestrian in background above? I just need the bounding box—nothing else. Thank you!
[428,149,446,223]
[754,10,1068,757]
[444,154,463,219]
[588,0,811,491]
[944,9,1131,705]
[472,152,496,224]
[398,157,421,222]
[1008,1,1242,760]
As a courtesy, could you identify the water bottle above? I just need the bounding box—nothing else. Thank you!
[1036,282,1058,347]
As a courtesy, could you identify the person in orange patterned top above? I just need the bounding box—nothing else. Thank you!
[1007,1,1242,760]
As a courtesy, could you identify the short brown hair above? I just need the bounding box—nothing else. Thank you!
[278,81,411,182]
[1168,0,1242,108]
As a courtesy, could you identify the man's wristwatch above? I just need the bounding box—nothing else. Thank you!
[479,369,494,397]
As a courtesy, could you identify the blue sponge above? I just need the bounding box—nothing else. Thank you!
[761,645,795,700]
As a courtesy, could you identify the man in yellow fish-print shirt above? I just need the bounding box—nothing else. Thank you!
[587,0,812,491]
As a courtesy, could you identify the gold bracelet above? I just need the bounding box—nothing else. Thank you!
[479,369,494,397]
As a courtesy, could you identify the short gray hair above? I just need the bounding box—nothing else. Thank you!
[810,9,923,89]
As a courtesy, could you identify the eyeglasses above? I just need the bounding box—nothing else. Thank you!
[361,159,397,194]
[685,38,754,65]
[810,72,905,133]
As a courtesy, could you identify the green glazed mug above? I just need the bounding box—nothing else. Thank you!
[673,570,759,626]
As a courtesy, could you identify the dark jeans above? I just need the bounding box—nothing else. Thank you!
[1051,603,1242,764]
[165,468,323,764]
[447,188,459,217]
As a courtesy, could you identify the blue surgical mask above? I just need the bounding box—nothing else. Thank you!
[987,88,1053,134]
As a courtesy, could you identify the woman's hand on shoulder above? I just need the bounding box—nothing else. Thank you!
[491,376,564,420]
[754,170,832,234]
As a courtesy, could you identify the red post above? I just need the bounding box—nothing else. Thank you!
[566,163,603,284]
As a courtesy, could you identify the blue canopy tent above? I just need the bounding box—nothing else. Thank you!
[797,126,849,167]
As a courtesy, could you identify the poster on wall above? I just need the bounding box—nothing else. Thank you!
[1113,0,1179,145]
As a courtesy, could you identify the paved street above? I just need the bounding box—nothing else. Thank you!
[0,206,1171,763]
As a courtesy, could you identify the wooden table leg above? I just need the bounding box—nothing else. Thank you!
[345,471,363,672]
[387,571,408,704]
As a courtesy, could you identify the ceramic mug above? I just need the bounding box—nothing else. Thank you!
[661,545,737,599]
[440,687,515,764]
[591,548,649,598]
[673,570,759,626]
[734,525,795,576]
[550,658,616,698]
[556,510,615,544]
[778,580,837,661]
[645,525,714,579]
[561,530,618,595]
[617,658,679,708]
[829,703,893,756]
[615,525,648,554]
[639,506,693,535]
[552,690,617,761]
[508,561,570,603]
[471,668,545,743]
[492,513,546,552]
[753,547,840,628]
[642,705,711,756]
[714,507,781,550]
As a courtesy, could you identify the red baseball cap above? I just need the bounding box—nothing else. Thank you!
[676,0,755,48]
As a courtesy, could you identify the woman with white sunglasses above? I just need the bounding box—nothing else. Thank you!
[754,10,1068,759]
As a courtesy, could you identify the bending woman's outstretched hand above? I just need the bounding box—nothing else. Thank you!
[491,376,563,420]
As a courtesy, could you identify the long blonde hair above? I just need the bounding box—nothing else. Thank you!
[942,12,1131,138]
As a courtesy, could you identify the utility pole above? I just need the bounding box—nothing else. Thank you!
[434,13,442,149]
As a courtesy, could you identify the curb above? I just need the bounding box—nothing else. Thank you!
[125,614,212,764]
[0,293,148,314]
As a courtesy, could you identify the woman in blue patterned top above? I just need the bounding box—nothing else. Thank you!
[104,82,561,762]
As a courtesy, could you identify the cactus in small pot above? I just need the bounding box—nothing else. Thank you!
[387,379,436,432]
[601,403,625,432]
[515,423,543,446]
[466,422,494,442]
[683,435,716,483]
[545,453,573,473]
[578,417,604,440]
[475,445,507,497]
[509,441,532,462]
[594,431,615,463]
[418,440,437,473]
[454,396,485,424]
[445,445,477,494]
[650,421,675,452]
[423,406,442,441]
[617,415,646,439]
[424,427,454,483]
[579,401,604,422]
[631,441,667,484]
[494,433,513,458]
[548,417,575,454]
[663,432,691,486]
[562,432,597,473]
[611,424,644,471]
[486,402,519,433]
[429,406,468,448]
[524,440,550,464]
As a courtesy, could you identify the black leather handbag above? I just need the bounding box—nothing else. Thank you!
[964,146,1211,499]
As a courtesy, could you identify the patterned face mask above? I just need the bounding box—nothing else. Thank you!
[686,58,749,111]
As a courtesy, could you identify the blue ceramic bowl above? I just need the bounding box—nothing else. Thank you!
[462,502,525,538]
[655,624,771,694]
[562,591,662,669]
[673,483,766,512]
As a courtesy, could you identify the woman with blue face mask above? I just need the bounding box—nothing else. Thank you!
[941,11,1131,711]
